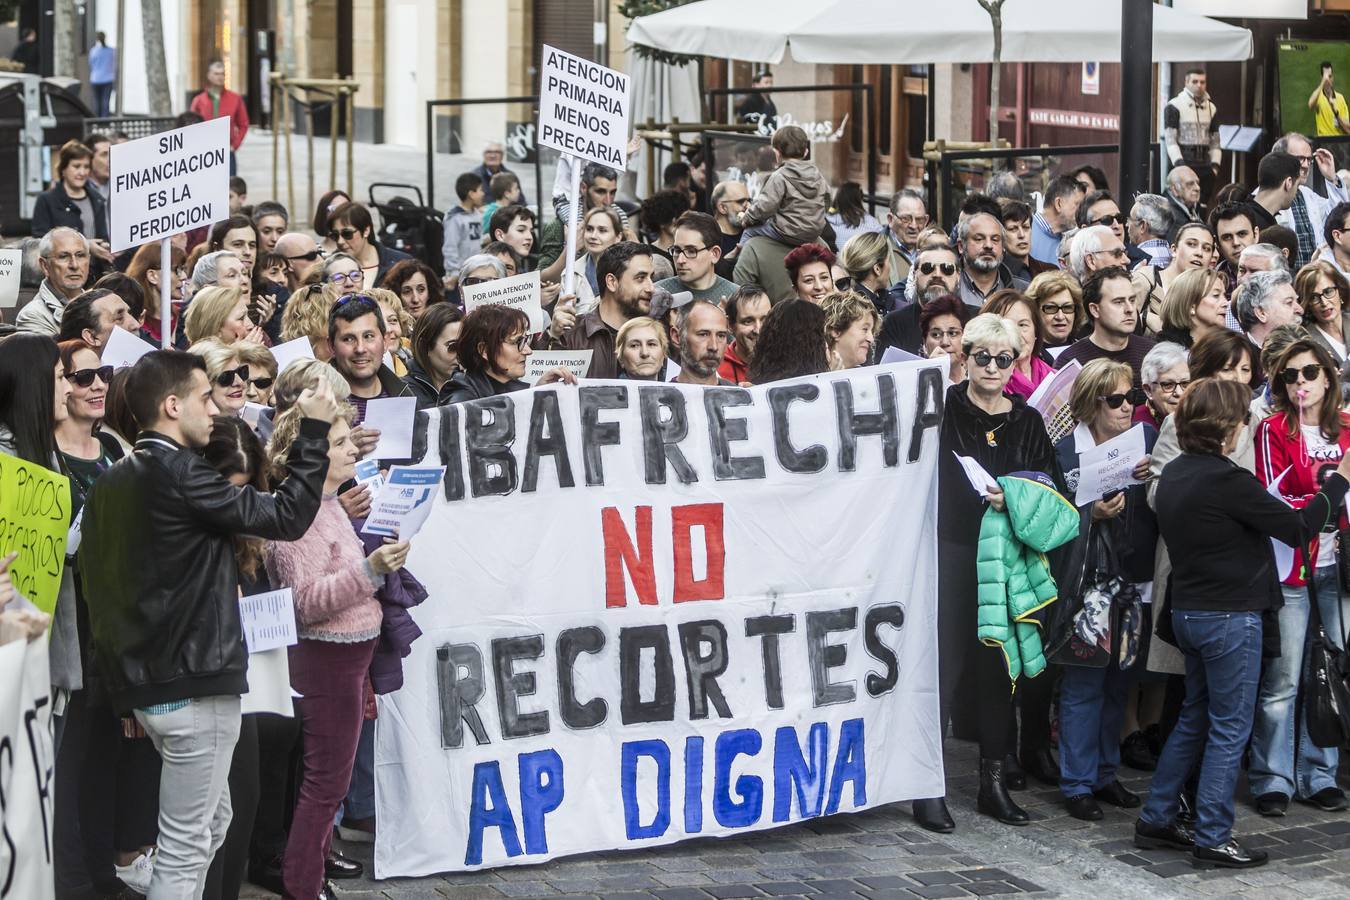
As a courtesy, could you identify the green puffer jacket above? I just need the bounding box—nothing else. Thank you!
[976,472,1079,685]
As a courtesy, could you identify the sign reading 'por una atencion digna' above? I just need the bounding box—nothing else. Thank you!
[373,362,948,876]
[108,117,232,252]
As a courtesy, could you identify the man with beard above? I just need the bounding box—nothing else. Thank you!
[883,189,929,286]
[553,242,655,379]
[719,285,770,384]
[959,211,1026,307]
[1055,267,1155,387]
[1164,69,1221,207]
[875,244,960,357]
[328,295,414,457]
[671,300,731,385]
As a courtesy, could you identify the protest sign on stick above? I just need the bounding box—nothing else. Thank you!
[0,452,70,615]
[109,118,231,347]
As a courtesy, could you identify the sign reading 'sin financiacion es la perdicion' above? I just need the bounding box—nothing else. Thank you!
[537,44,631,169]
[108,117,231,252]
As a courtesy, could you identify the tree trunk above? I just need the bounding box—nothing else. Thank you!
[52,0,78,78]
[988,8,1002,146]
[141,0,172,115]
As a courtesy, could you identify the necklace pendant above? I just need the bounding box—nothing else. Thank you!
[985,430,998,448]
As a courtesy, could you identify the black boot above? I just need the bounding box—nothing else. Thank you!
[912,797,955,833]
[977,757,1030,825]
[1022,747,1060,786]
[1003,753,1027,790]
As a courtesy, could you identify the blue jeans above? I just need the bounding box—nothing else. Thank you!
[1058,659,1133,797]
[91,82,113,117]
[1139,609,1262,849]
[1249,568,1344,799]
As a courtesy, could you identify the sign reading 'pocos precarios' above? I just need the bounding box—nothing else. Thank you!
[108,117,231,252]
[538,44,631,168]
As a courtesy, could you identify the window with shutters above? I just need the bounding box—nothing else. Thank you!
[532,0,595,90]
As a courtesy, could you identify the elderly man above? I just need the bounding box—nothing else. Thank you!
[275,232,327,291]
[1165,166,1204,225]
[1267,132,1349,268]
[471,141,526,206]
[1236,268,1302,386]
[1068,224,1128,284]
[16,226,90,334]
[883,189,929,285]
[1128,194,1176,270]
[1031,175,1082,266]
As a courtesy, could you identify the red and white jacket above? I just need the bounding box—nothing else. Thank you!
[1254,410,1350,586]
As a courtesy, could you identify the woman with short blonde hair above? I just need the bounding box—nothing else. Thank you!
[820,290,878,370]
[1025,270,1085,351]
[280,282,339,361]
[185,285,253,345]
[1158,268,1227,348]
[188,337,250,416]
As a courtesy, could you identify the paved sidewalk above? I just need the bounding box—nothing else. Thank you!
[238,737,1350,900]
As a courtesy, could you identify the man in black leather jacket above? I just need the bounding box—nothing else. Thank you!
[80,350,338,896]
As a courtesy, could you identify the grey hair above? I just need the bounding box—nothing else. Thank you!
[37,226,88,260]
[1235,268,1295,331]
[1165,165,1194,191]
[674,299,725,340]
[1271,132,1310,155]
[457,253,506,286]
[1141,341,1188,385]
[190,250,242,291]
[320,252,359,279]
[961,312,1023,357]
[1129,194,1173,240]
[1238,242,1289,274]
[889,188,926,216]
[18,237,42,287]
[987,171,1026,202]
[1068,225,1113,281]
[956,210,1003,246]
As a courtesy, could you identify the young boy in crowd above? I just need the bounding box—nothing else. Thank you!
[441,172,486,290]
[481,172,522,232]
[734,124,829,247]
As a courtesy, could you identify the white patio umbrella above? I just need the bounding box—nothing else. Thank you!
[628,0,1253,64]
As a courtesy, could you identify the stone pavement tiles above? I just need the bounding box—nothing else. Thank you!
[237,738,1350,900]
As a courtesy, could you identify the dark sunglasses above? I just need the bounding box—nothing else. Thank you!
[1094,213,1126,228]
[248,376,275,390]
[327,227,360,241]
[460,276,492,287]
[66,365,113,388]
[971,350,1015,370]
[919,261,958,276]
[1278,363,1325,385]
[215,365,250,388]
[1100,388,1147,409]
[285,249,325,262]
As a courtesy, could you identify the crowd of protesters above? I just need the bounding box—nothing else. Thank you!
[8,72,1350,897]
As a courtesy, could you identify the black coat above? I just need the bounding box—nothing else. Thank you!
[403,358,456,409]
[79,424,329,713]
[32,182,109,242]
[372,241,412,288]
[446,369,528,405]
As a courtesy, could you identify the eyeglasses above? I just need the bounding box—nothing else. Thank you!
[328,228,360,241]
[66,365,113,388]
[1094,214,1126,228]
[893,214,929,227]
[215,365,250,387]
[971,350,1014,370]
[1099,388,1147,409]
[1310,285,1342,306]
[503,334,530,352]
[329,270,363,284]
[1154,378,1191,395]
[1278,364,1325,385]
[918,261,957,276]
[461,276,492,287]
[1039,302,1076,317]
[248,376,275,390]
[286,249,326,262]
[672,244,709,259]
[926,328,962,342]
[1089,246,1129,260]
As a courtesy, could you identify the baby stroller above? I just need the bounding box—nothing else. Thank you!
[369,183,445,277]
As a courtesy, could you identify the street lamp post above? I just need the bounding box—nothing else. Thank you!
[1119,0,1154,203]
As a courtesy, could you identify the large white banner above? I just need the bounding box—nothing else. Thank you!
[374,363,947,876]
[0,637,55,899]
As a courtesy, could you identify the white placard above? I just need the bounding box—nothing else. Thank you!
[528,350,593,384]
[1074,423,1148,506]
[880,346,922,364]
[361,396,417,460]
[0,248,21,309]
[241,402,268,428]
[240,647,294,717]
[0,638,55,899]
[108,117,231,252]
[462,270,544,323]
[268,336,316,374]
[361,465,446,539]
[101,324,153,368]
[373,363,946,876]
[953,452,1000,498]
[537,44,632,168]
[238,587,298,654]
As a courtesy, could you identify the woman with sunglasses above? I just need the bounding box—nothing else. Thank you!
[234,341,278,408]
[189,337,253,417]
[1142,379,1350,869]
[405,303,465,407]
[326,201,410,290]
[926,314,1065,834]
[1052,359,1157,821]
[1250,337,1350,819]
[321,253,364,297]
[1130,222,1215,337]
[1024,271,1084,360]
[1296,260,1350,364]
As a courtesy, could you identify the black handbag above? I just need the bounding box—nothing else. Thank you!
[1300,562,1350,749]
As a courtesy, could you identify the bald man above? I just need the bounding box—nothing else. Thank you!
[275,232,326,291]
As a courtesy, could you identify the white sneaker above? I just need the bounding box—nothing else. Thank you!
[114,848,155,893]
